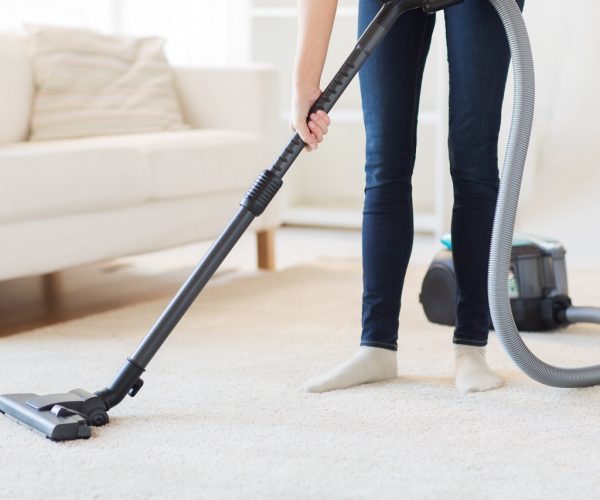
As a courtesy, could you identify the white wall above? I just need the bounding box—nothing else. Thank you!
[114,0,250,65]
[0,0,250,65]
[515,0,600,267]
[0,0,116,32]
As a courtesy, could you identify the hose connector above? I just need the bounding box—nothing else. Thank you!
[240,170,283,217]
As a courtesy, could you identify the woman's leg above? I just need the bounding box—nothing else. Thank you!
[305,0,435,392]
[360,6,436,353]
[445,0,524,392]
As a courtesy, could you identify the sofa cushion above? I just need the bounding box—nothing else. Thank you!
[0,129,267,222]
[0,34,33,144]
[132,129,269,200]
[45,129,269,200]
[27,25,189,141]
[0,139,148,223]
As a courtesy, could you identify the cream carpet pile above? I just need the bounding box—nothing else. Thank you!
[1,258,600,499]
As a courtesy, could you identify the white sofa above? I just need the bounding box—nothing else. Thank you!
[0,34,283,282]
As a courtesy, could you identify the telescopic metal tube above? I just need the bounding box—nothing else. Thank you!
[129,207,256,368]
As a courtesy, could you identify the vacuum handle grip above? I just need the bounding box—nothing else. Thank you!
[274,52,365,169]
[308,51,362,116]
[269,49,369,176]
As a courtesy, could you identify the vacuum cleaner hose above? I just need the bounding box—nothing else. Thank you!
[566,307,600,325]
[488,0,600,387]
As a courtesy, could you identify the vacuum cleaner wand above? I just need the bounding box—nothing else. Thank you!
[0,0,463,441]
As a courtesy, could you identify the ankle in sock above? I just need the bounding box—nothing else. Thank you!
[304,346,397,393]
[454,345,503,393]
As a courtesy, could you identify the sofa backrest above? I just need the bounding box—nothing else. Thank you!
[0,34,33,144]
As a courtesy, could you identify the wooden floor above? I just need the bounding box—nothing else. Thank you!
[0,228,352,337]
[0,231,275,338]
[0,259,207,337]
[0,227,436,338]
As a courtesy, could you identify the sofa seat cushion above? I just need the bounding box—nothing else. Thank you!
[143,129,267,200]
[0,129,267,223]
[0,139,148,223]
[52,129,269,200]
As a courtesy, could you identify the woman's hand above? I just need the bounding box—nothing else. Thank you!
[291,0,337,152]
[290,86,331,152]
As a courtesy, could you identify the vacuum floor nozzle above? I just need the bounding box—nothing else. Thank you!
[0,389,109,441]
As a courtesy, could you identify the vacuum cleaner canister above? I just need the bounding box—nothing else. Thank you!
[420,234,573,332]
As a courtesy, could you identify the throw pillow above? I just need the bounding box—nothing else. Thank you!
[27,25,189,141]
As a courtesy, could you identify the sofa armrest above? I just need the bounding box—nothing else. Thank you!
[173,64,280,139]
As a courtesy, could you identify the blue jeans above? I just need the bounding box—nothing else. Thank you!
[358,0,524,350]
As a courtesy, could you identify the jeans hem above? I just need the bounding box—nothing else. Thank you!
[453,337,487,347]
[360,341,398,352]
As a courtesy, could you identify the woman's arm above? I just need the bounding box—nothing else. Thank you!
[291,0,337,151]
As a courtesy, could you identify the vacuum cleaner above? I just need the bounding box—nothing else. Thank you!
[420,233,585,332]
[1,0,598,442]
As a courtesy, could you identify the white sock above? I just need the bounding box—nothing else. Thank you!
[454,345,503,393]
[304,346,397,393]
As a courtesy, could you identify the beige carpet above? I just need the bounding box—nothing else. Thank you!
[1,258,600,499]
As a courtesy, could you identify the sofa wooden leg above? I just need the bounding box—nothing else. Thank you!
[256,229,276,271]
[41,272,62,309]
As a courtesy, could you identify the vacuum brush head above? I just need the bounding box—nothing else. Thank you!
[0,388,109,441]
